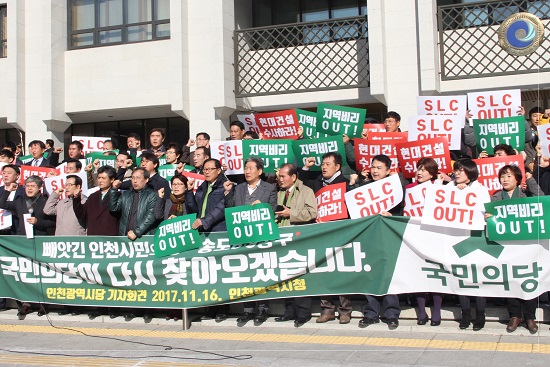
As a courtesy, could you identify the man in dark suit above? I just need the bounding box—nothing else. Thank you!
[27,140,60,168]
[224,157,277,324]
[73,165,119,236]
[299,152,353,325]
[0,164,25,235]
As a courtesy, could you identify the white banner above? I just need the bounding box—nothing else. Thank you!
[403,181,433,217]
[388,217,549,299]
[72,136,107,154]
[537,124,550,158]
[416,95,467,118]
[421,184,490,230]
[344,174,404,219]
[467,89,521,120]
[407,115,463,150]
[210,140,244,175]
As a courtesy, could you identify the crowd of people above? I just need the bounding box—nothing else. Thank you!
[0,106,548,333]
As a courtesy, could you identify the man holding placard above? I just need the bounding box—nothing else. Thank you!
[299,152,354,324]
[223,157,277,324]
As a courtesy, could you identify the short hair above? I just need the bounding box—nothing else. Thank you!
[132,167,150,179]
[372,154,392,169]
[203,158,221,169]
[140,151,160,170]
[1,141,16,151]
[245,157,264,171]
[97,165,117,179]
[493,144,516,156]
[45,139,54,148]
[195,146,210,158]
[70,140,84,151]
[498,164,523,184]
[127,133,141,141]
[103,139,117,149]
[25,175,44,187]
[167,142,183,157]
[529,107,544,119]
[280,163,297,177]
[171,173,188,187]
[66,158,83,170]
[150,128,165,138]
[384,111,401,122]
[0,149,15,160]
[454,158,479,182]
[416,157,438,179]
[322,152,343,167]
[66,174,82,187]
[117,151,132,160]
[230,121,245,131]
[196,132,210,140]
[244,131,260,139]
[28,140,45,149]
[2,164,20,175]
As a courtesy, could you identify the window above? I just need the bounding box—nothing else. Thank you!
[68,0,170,49]
[252,0,367,27]
[0,5,6,58]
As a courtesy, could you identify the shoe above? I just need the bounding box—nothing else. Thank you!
[316,313,336,323]
[70,310,81,316]
[417,316,429,325]
[472,314,485,331]
[124,313,136,319]
[459,312,471,329]
[506,317,522,332]
[358,317,378,328]
[430,320,441,326]
[37,307,48,317]
[236,312,254,323]
[525,319,538,333]
[274,315,294,322]
[88,311,101,318]
[17,304,30,320]
[294,317,310,327]
[387,318,399,329]
[339,313,351,324]
[58,309,70,315]
[165,315,172,321]
[254,309,268,323]
[109,312,119,319]
[215,313,227,322]
[143,313,153,322]
[173,315,180,322]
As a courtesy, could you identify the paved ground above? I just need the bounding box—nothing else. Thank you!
[0,308,549,367]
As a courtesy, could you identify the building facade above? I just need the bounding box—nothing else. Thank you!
[0,0,549,154]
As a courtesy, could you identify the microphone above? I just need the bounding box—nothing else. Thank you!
[28,208,34,217]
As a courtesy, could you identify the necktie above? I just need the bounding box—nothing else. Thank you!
[32,159,38,167]
[283,189,290,206]
[201,184,213,218]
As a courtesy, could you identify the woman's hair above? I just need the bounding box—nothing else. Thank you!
[417,157,439,179]
[498,165,522,185]
[453,158,479,182]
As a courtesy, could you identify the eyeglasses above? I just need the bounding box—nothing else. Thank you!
[203,168,219,172]
[172,182,185,187]
[65,183,76,187]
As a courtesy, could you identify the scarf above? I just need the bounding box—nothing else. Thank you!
[169,193,186,217]
[501,186,521,200]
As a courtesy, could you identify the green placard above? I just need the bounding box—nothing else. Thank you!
[158,164,178,181]
[242,140,295,173]
[485,196,550,241]
[473,116,525,155]
[225,203,280,245]
[19,154,34,165]
[296,109,331,139]
[154,214,201,257]
[292,135,347,171]
[85,152,117,169]
[183,165,195,172]
[316,103,366,138]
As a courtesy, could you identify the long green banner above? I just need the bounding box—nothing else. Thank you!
[0,216,547,309]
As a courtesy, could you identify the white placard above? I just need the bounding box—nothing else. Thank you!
[23,213,33,239]
[403,181,433,217]
[0,209,12,230]
[72,136,107,154]
[344,174,404,219]
[537,124,550,158]
[417,95,467,118]
[467,89,521,120]
[408,115,463,150]
[237,114,261,134]
[210,140,244,175]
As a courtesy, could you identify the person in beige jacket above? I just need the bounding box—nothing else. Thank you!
[43,175,87,236]
[273,163,318,327]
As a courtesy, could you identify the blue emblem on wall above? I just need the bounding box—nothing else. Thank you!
[498,12,544,56]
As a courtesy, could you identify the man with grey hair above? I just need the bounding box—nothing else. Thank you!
[224,157,277,324]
